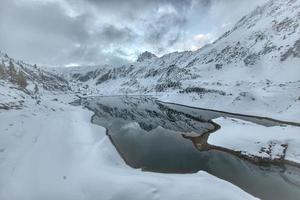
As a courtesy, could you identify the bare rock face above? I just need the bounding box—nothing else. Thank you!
[137,51,157,62]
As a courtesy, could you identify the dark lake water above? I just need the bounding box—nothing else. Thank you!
[79,95,300,200]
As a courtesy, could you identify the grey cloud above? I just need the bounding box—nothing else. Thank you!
[0,0,268,67]
[0,0,92,65]
[143,14,187,53]
[65,44,130,66]
[98,25,137,43]
[0,1,89,41]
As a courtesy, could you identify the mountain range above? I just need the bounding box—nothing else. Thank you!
[1,0,300,121]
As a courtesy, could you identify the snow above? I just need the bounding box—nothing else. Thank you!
[0,96,256,200]
[208,117,300,164]
[48,0,300,123]
[1,0,300,198]
[158,82,300,123]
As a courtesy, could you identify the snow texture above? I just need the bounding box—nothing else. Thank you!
[209,117,300,164]
[0,96,256,200]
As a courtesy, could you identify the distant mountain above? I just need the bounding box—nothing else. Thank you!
[1,0,300,120]
[59,0,300,95]
[137,51,157,62]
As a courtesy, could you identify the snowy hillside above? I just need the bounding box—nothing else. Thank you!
[55,0,300,122]
[1,0,300,199]
[0,56,259,199]
[0,98,257,200]
[0,52,70,108]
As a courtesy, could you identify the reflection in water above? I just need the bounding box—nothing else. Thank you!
[81,96,300,200]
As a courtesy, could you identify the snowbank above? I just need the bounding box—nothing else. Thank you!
[0,100,256,200]
[208,117,300,164]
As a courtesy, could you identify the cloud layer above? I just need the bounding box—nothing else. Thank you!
[0,0,268,67]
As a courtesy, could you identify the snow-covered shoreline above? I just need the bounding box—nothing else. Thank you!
[158,91,300,124]
[0,95,257,200]
[155,98,300,166]
[1,0,300,198]
[209,117,300,166]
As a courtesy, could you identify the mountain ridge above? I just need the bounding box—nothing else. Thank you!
[56,0,300,92]
[50,0,300,122]
[1,0,299,121]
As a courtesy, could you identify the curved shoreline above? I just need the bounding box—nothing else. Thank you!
[156,100,300,127]
[158,100,300,168]
[81,96,300,171]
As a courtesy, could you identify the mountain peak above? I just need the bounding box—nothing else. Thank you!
[137,51,157,62]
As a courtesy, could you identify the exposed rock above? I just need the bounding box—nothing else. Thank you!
[281,38,300,61]
[137,51,157,62]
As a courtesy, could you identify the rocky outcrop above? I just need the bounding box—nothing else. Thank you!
[137,51,157,62]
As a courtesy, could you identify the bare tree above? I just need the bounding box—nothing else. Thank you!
[8,60,17,83]
[17,70,28,89]
[0,62,5,79]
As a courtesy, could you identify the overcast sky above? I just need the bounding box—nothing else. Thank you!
[0,0,268,67]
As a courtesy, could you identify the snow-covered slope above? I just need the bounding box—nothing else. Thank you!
[0,93,257,200]
[0,52,70,108]
[1,0,300,199]
[56,0,300,122]
[0,54,259,200]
